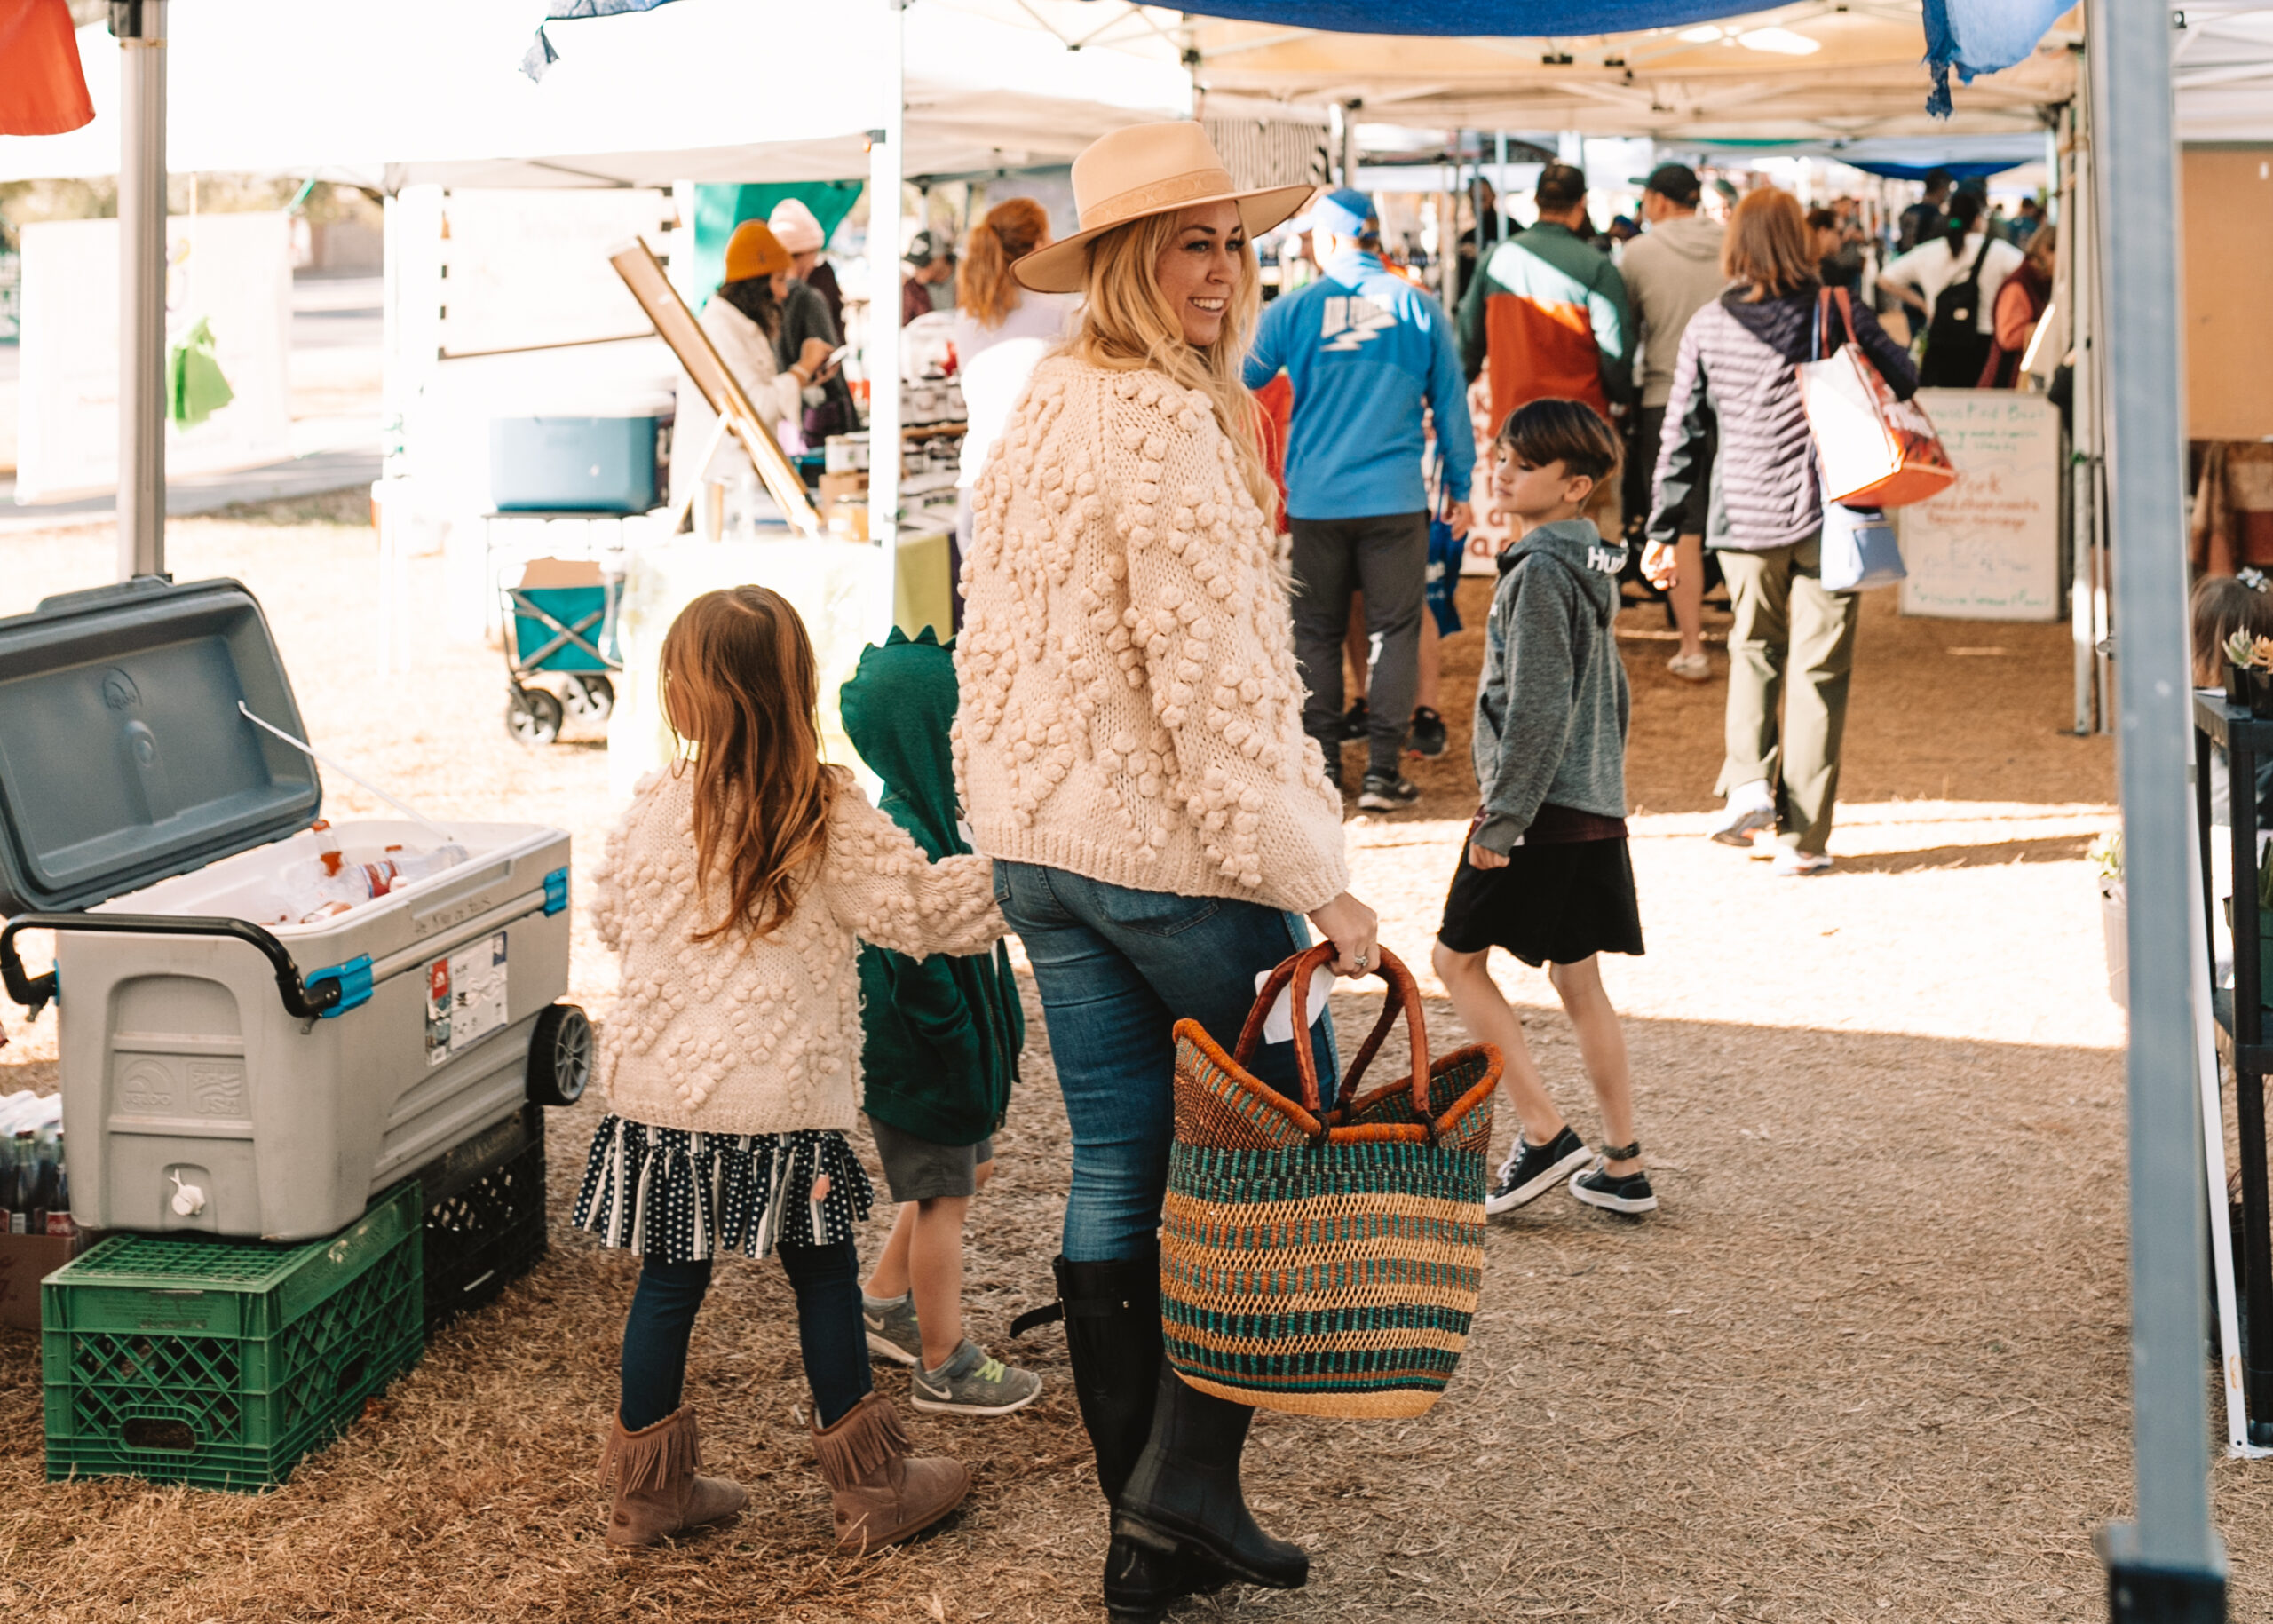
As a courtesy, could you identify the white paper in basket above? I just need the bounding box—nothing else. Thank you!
[1255,963,1338,1046]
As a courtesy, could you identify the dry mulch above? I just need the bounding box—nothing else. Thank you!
[0,511,2257,1623]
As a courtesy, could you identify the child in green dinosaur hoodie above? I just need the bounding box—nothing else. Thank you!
[843,628,1041,1418]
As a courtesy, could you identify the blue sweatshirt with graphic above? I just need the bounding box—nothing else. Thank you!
[1243,249,1477,522]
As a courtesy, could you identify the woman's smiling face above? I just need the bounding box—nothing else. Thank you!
[1155,201,1245,347]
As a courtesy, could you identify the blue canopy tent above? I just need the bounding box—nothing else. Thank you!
[1174,0,2217,1617]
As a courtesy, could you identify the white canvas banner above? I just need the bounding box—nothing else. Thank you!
[15,211,292,503]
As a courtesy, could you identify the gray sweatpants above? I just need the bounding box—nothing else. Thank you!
[1288,511,1429,779]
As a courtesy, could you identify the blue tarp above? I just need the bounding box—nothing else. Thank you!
[1921,0,2071,115]
[1153,1,1739,36]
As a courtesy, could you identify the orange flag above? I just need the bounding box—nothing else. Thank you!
[0,0,96,137]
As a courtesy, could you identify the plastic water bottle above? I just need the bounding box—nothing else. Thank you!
[280,842,467,923]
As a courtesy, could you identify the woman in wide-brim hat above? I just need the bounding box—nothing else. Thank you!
[953,120,1380,1620]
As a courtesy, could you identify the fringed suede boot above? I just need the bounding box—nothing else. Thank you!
[812,1391,970,1550]
[599,1406,748,1547]
[1104,1366,1307,1620]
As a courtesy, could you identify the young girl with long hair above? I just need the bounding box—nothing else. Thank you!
[954,122,1377,1620]
[574,585,1003,1551]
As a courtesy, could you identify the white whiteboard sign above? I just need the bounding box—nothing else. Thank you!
[1897,388,2061,622]
[15,212,292,503]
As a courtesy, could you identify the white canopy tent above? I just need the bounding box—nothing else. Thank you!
[0,0,1192,189]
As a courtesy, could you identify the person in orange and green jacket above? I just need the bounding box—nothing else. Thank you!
[842,627,1041,1420]
[1457,162,1635,433]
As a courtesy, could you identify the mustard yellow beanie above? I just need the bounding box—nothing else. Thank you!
[723,220,791,283]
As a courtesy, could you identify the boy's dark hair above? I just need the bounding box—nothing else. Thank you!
[1495,397,1621,485]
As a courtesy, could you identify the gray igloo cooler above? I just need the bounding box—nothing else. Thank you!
[0,576,589,1242]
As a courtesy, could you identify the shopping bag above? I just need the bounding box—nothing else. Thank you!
[1425,452,1463,636]
[167,317,234,429]
[1819,501,1905,594]
[1794,288,1954,509]
[1159,943,1500,1418]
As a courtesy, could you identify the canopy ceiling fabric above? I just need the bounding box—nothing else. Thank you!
[0,0,1191,188]
[2170,5,2273,140]
[1177,1,2079,139]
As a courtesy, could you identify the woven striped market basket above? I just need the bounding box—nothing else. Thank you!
[1160,944,1500,1419]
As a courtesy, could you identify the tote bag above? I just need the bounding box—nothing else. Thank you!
[1159,944,1500,1418]
[1819,501,1905,594]
[1794,288,1955,510]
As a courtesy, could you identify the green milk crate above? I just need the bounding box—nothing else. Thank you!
[43,1182,425,1492]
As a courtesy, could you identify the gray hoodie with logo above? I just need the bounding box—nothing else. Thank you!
[1619,214,1728,409]
[1470,518,1632,854]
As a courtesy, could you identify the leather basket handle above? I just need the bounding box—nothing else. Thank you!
[1233,941,1340,1117]
[1231,943,1432,1133]
[1326,947,1431,1127]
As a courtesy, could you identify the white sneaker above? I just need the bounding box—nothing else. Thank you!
[1772,851,1833,877]
[1709,787,1775,847]
[1667,651,1711,682]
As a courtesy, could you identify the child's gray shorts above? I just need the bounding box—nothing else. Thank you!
[868,1116,995,1203]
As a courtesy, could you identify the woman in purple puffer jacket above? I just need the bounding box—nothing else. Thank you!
[1645,186,1920,876]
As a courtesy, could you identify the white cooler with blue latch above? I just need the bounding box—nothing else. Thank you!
[0,575,590,1242]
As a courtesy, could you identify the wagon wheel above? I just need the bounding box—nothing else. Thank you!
[563,673,615,722]
[506,685,564,746]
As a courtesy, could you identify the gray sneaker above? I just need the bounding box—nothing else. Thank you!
[863,1292,923,1367]
[911,1339,1042,1417]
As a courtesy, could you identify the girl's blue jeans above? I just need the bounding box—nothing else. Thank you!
[619,1240,869,1431]
[994,861,1337,1264]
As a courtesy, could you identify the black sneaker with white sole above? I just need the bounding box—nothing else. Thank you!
[1358,772,1421,811]
[1571,1162,1659,1215]
[1485,1125,1593,1215]
[1340,698,1370,741]
[1409,706,1448,758]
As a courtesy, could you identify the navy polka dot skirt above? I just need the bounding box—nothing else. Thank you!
[574,1115,875,1264]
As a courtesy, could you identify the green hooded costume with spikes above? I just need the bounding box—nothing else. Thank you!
[841,627,1024,1146]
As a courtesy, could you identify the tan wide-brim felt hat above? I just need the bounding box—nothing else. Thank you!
[1012,121,1316,295]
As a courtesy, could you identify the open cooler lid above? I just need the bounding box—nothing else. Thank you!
[0,575,321,916]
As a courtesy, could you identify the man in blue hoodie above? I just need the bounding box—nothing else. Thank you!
[1245,188,1475,809]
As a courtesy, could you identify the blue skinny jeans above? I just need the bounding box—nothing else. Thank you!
[619,1239,869,1431]
[994,861,1337,1264]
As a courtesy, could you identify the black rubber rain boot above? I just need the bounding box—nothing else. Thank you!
[1052,1251,1163,1508]
[1105,1365,1307,1619]
[1018,1254,1227,1620]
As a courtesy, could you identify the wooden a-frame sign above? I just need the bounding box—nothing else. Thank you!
[609,236,824,537]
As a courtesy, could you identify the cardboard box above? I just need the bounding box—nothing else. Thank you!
[819,471,867,505]
[0,1228,91,1332]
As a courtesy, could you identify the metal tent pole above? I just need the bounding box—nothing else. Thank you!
[114,0,167,583]
[2087,0,2226,1614]
[867,0,906,555]
[2067,100,2099,735]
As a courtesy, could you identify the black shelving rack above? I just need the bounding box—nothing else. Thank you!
[2194,692,2273,1445]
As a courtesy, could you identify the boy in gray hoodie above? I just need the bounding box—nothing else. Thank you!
[1432,399,1656,1219]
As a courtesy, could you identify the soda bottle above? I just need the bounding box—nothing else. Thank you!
[8,1131,32,1236]
[42,1133,72,1238]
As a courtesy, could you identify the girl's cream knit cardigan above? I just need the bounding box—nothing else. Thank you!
[954,356,1350,915]
[590,771,1004,1136]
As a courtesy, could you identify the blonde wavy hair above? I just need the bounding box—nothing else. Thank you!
[1064,207,1277,521]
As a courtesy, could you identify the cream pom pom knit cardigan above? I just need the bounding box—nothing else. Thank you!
[954,356,1350,915]
[591,772,1005,1136]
